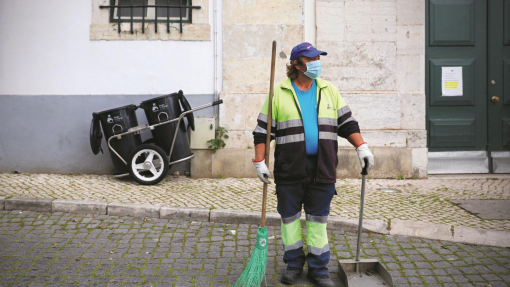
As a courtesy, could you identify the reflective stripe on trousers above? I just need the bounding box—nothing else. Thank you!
[281,211,303,252]
[306,214,330,256]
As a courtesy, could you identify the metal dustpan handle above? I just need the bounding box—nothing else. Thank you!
[355,158,369,273]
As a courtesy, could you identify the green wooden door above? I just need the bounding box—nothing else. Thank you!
[488,0,510,173]
[426,0,489,173]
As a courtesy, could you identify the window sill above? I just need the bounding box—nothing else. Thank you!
[90,23,211,41]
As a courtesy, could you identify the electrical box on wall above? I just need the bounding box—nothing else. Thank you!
[190,118,215,149]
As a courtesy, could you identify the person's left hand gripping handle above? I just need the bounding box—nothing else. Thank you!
[356,143,374,172]
[252,158,272,184]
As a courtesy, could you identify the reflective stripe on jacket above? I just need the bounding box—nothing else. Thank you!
[253,77,360,184]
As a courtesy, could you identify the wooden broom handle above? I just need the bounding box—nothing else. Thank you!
[261,40,277,227]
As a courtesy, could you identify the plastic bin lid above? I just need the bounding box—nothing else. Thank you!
[97,104,138,115]
[140,93,179,104]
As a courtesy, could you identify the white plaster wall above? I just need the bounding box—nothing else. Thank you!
[0,0,219,96]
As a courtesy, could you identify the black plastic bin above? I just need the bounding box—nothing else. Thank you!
[91,104,142,175]
[139,90,195,163]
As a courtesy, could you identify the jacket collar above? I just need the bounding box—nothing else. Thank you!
[281,77,328,90]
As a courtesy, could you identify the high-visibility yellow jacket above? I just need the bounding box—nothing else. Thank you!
[253,77,360,184]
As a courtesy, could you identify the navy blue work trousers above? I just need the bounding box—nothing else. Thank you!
[276,155,336,276]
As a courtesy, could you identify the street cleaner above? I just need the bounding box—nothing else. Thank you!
[252,42,374,287]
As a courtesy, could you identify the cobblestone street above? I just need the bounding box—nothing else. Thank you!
[0,174,509,231]
[0,210,509,286]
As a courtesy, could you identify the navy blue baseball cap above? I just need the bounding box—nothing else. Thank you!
[290,42,327,61]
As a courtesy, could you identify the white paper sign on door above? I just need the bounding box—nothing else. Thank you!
[441,66,463,96]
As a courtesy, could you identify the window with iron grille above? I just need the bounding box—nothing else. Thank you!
[110,0,192,24]
[100,0,201,34]
[92,0,209,41]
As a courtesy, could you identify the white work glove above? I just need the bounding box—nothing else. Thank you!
[356,143,374,173]
[252,159,272,184]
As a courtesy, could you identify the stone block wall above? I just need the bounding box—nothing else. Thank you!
[317,0,427,178]
[220,0,304,149]
[201,0,428,179]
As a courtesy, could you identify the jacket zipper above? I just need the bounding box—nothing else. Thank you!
[282,81,324,184]
[315,87,323,184]
[281,86,308,180]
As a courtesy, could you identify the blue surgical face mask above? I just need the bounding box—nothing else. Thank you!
[302,60,322,79]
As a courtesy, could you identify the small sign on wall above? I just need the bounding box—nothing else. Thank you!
[441,66,463,96]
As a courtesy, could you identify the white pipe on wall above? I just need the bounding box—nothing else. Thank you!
[304,0,316,46]
[212,0,223,118]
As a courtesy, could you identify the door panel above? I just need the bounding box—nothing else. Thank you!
[429,0,475,46]
[426,0,487,153]
[427,0,510,173]
[426,0,488,173]
[429,59,476,106]
[503,119,510,147]
[488,0,510,172]
[505,0,510,45]
[504,59,510,105]
[429,119,476,148]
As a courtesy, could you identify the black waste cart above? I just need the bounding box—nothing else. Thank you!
[138,90,195,163]
[90,92,222,185]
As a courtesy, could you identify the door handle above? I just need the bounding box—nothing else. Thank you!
[491,96,500,103]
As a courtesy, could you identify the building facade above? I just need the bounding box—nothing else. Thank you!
[0,0,508,178]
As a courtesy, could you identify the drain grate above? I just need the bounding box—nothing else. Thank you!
[378,188,401,193]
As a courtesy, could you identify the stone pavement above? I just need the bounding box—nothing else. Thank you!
[0,174,509,231]
[0,210,509,287]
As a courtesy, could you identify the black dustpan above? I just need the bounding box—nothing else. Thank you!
[338,159,393,287]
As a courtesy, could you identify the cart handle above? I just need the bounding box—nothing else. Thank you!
[106,99,224,166]
[212,99,223,106]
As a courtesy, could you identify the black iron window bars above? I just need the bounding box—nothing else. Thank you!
[100,0,201,34]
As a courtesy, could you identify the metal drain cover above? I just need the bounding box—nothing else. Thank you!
[378,188,400,193]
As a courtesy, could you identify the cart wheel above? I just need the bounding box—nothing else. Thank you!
[128,144,169,185]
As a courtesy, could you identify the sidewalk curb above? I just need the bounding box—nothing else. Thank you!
[390,219,453,241]
[161,206,210,221]
[454,226,510,248]
[0,196,508,248]
[329,216,390,235]
[210,209,281,226]
[52,199,107,215]
[5,197,52,212]
[108,202,161,218]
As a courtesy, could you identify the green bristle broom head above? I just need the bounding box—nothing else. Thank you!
[232,227,268,287]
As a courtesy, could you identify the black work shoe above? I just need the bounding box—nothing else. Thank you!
[280,267,303,285]
[307,273,335,287]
